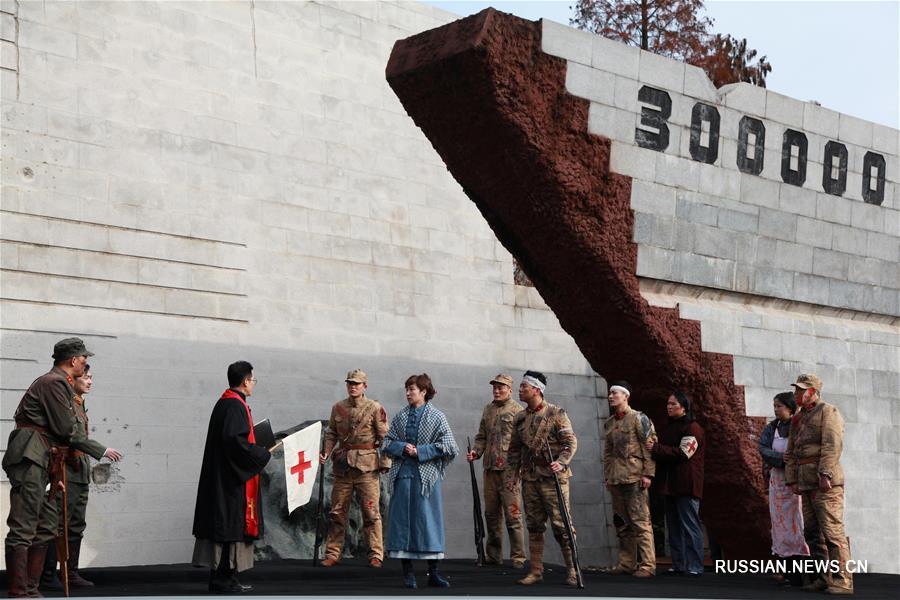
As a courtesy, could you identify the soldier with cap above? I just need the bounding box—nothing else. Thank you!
[505,370,579,587]
[602,380,657,577]
[41,363,108,590]
[466,374,526,567]
[3,338,122,598]
[318,369,390,568]
[784,374,853,595]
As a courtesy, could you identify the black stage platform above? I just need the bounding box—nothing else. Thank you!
[5,558,897,599]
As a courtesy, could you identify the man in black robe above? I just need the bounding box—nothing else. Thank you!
[192,361,271,594]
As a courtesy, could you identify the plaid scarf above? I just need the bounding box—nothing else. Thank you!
[386,403,458,498]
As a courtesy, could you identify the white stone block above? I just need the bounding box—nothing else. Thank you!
[802,101,840,138]
[698,162,741,201]
[18,21,76,58]
[700,320,741,355]
[682,64,716,103]
[630,179,675,216]
[796,216,833,249]
[741,327,783,359]
[816,192,853,225]
[655,153,699,191]
[0,12,14,42]
[740,174,780,209]
[765,91,804,127]
[779,183,817,218]
[541,19,592,65]
[719,82,766,118]
[591,34,639,79]
[612,74,640,111]
[635,244,675,280]
[0,38,16,70]
[838,113,874,147]
[609,140,656,181]
[566,61,615,105]
[866,231,899,262]
[637,50,684,94]
[587,102,636,143]
[872,123,899,156]
[831,224,868,255]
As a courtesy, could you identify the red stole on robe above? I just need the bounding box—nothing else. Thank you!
[220,389,260,538]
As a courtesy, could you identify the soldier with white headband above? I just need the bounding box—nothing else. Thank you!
[505,370,579,587]
[602,380,657,577]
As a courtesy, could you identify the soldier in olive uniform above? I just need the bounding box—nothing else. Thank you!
[3,339,122,598]
[784,374,853,595]
[466,374,526,567]
[318,369,390,568]
[602,380,657,577]
[41,363,102,589]
[505,371,578,587]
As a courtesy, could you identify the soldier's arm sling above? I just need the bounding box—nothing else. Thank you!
[545,440,584,589]
[466,436,486,566]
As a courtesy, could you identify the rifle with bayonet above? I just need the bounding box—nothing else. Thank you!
[545,440,583,589]
[467,436,486,566]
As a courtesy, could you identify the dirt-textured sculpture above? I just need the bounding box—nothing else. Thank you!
[387,9,769,559]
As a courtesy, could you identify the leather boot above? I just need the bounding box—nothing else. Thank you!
[25,544,49,598]
[39,544,62,591]
[518,533,544,585]
[6,546,30,598]
[67,539,94,588]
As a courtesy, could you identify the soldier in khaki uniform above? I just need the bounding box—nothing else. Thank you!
[318,369,390,568]
[506,371,579,587]
[784,374,853,596]
[466,374,526,567]
[3,339,122,598]
[602,380,657,577]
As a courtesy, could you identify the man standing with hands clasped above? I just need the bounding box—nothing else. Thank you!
[602,380,657,577]
[784,374,853,596]
[466,374,526,568]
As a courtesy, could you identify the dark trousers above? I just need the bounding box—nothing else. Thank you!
[665,496,703,573]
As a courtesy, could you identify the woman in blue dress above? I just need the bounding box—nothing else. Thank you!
[383,373,458,589]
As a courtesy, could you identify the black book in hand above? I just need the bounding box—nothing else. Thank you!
[253,418,276,450]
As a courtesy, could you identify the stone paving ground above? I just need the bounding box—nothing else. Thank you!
[5,557,897,599]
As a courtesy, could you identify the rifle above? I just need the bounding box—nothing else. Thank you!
[466,437,486,566]
[545,440,583,589]
[49,448,70,597]
[312,437,328,567]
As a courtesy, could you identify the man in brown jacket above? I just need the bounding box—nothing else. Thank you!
[466,374,526,567]
[318,369,390,568]
[784,374,853,595]
[3,338,122,598]
[602,380,657,577]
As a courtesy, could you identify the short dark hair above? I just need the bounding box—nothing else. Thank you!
[81,363,91,375]
[524,370,547,385]
[228,361,253,388]
[405,373,436,401]
[773,391,797,414]
[672,390,693,421]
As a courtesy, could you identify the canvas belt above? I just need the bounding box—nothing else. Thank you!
[798,456,820,465]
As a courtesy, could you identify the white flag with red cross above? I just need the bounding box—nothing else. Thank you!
[282,421,322,513]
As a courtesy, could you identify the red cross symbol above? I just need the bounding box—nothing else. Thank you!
[685,439,697,453]
[290,451,313,484]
